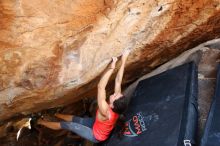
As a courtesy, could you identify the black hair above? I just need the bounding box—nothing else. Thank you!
[111,96,128,139]
[112,95,128,114]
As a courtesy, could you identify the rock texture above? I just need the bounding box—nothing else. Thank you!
[0,0,220,121]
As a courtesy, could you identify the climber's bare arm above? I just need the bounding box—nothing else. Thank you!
[97,57,118,116]
[114,50,130,94]
[97,87,108,117]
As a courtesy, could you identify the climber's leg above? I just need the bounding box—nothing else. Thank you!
[37,119,61,130]
[55,113,73,122]
[60,117,99,143]
[70,116,95,128]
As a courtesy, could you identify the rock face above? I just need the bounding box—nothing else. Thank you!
[0,0,220,121]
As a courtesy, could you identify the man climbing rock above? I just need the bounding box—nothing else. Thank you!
[37,50,130,143]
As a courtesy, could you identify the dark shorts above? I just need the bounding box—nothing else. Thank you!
[60,116,100,143]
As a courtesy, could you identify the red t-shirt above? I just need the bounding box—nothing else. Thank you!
[93,108,119,141]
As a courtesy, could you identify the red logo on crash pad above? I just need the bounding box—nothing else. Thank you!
[123,112,147,137]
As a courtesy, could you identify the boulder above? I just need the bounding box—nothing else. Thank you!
[0,0,220,121]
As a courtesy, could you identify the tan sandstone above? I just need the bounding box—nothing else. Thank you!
[0,0,220,121]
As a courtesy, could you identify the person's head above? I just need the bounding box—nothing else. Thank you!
[109,93,128,114]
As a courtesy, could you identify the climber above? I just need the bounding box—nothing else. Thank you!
[37,50,130,143]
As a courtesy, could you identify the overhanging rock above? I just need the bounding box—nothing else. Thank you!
[0,0,220,121]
